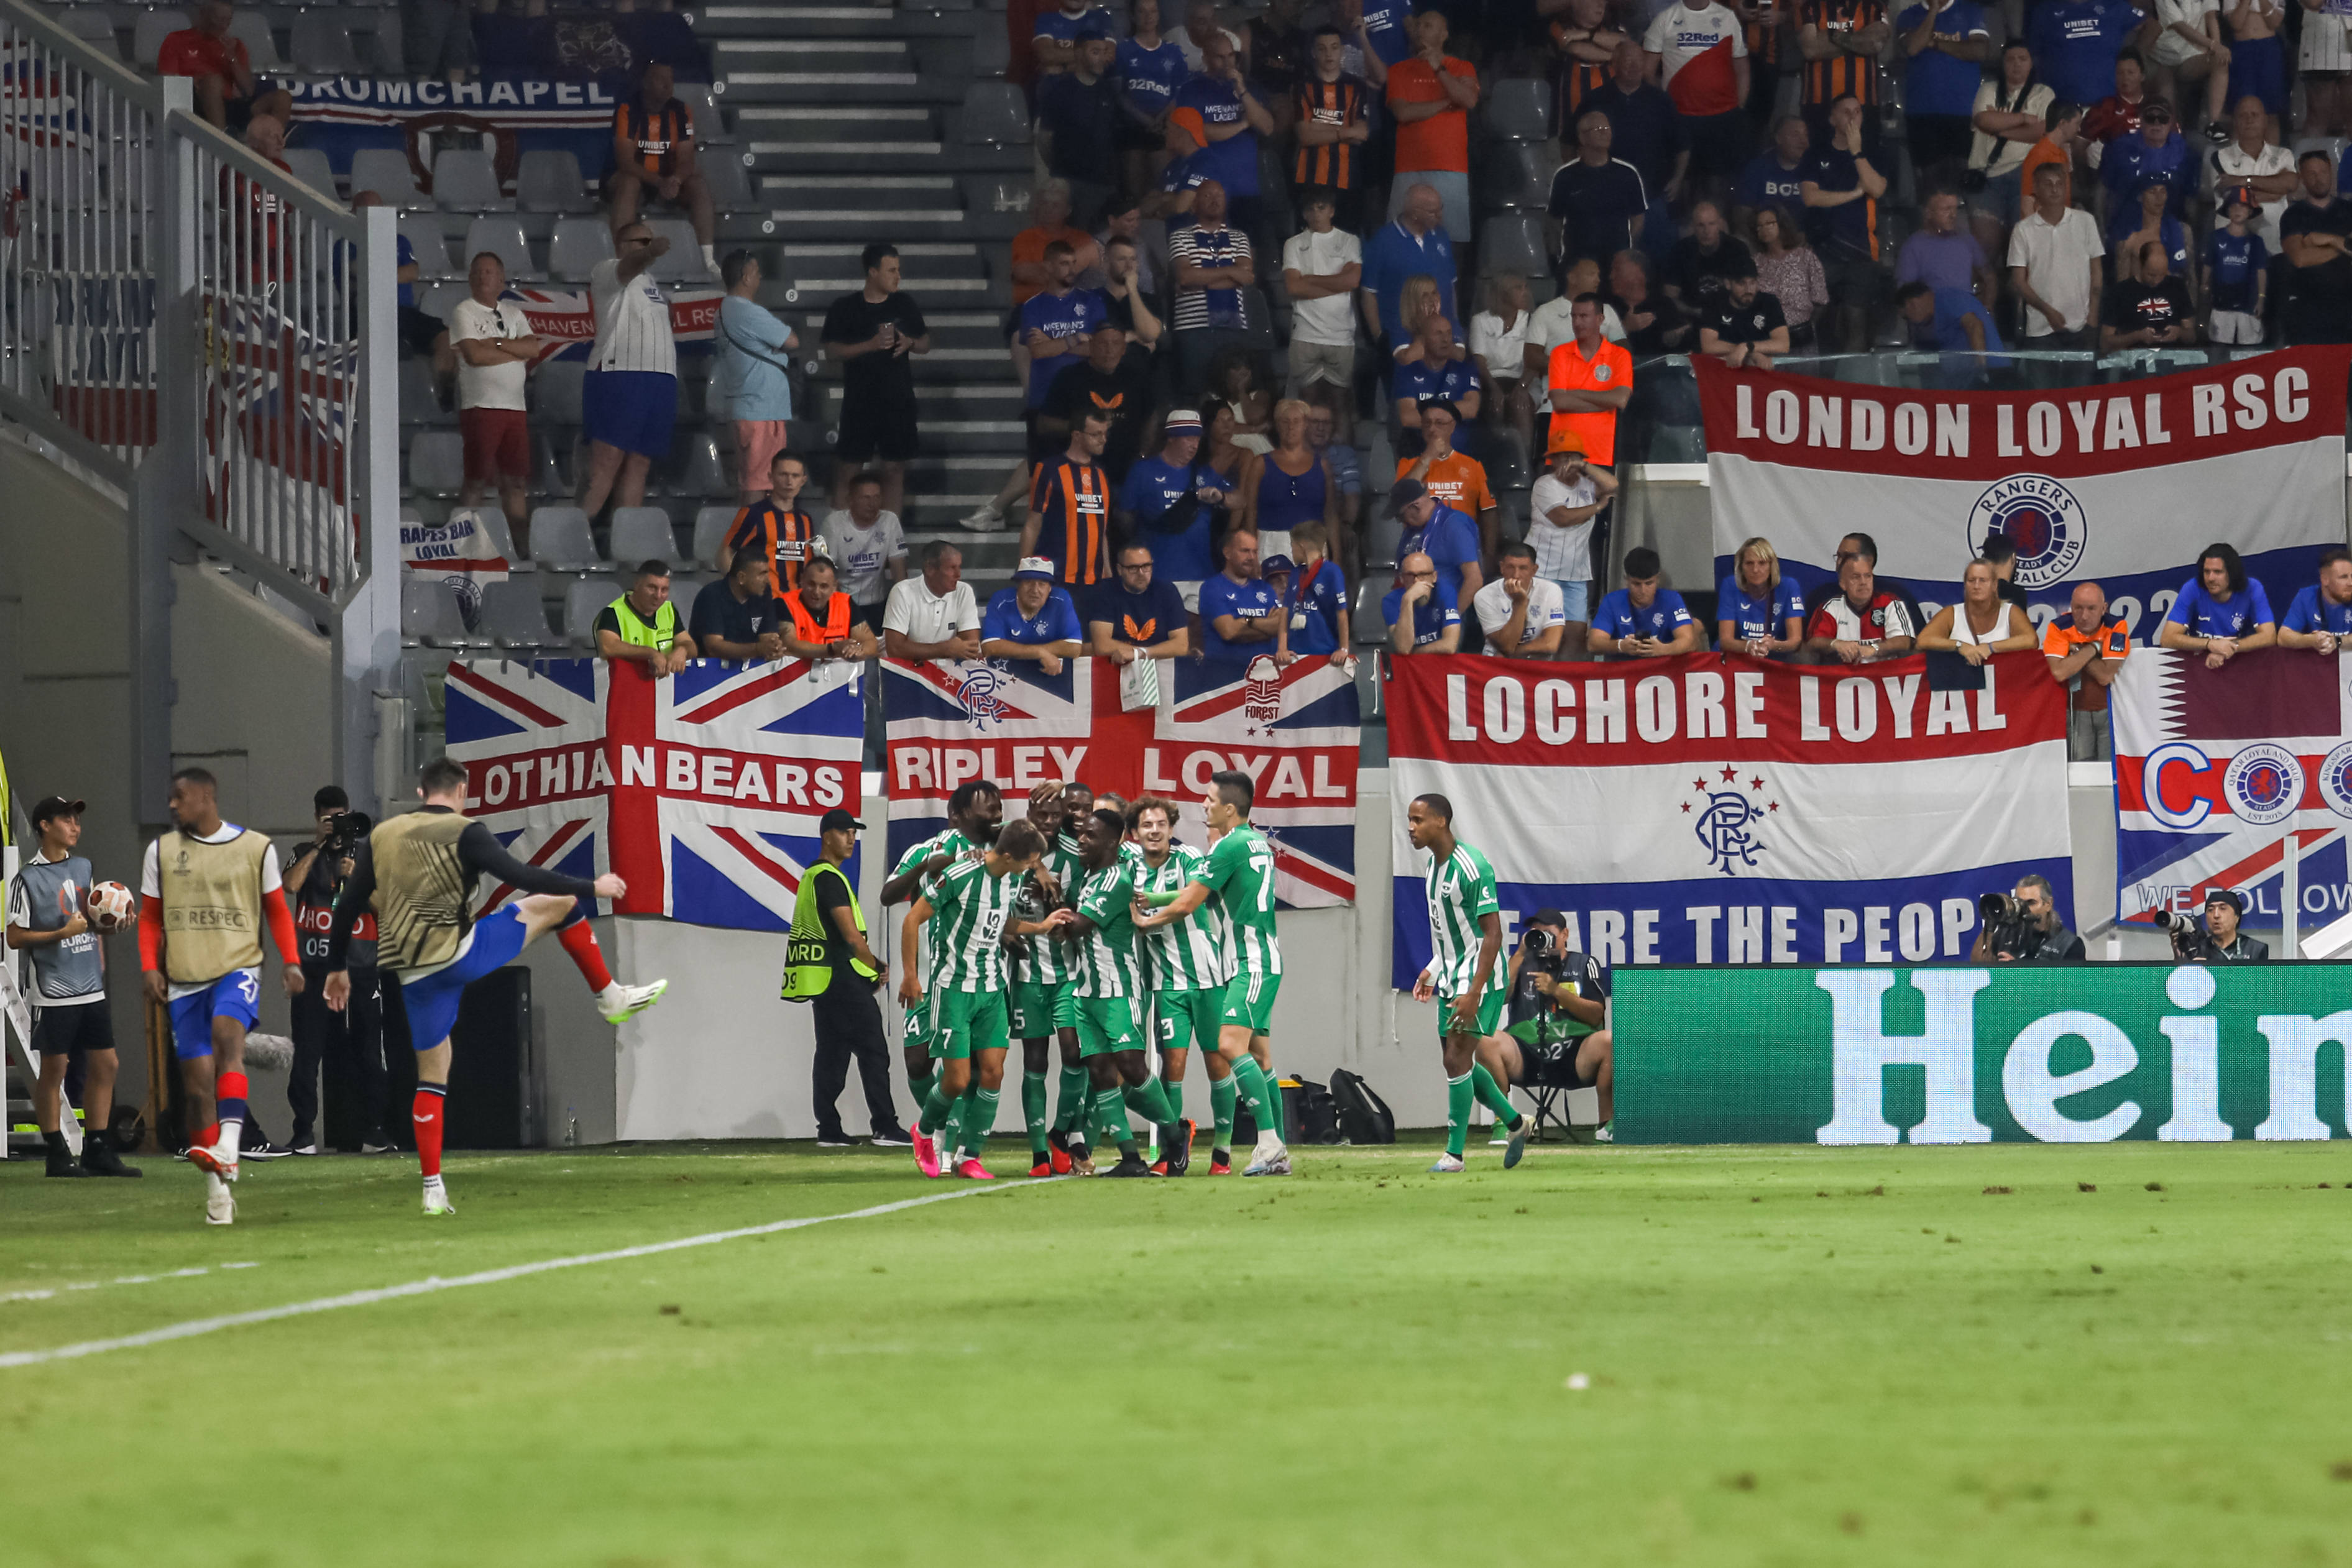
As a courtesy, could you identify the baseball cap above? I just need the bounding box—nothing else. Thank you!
[820,807,859,833]
[1422,398,1462,424]
[1261,553,1296,575]
[1163,407,1203,434]
[1389,477,1429,511]
[1546,427,1586,457]
[1013,556,1059,582]
[30,794,85,825]
[2203,888,2246,915]
[2140,96,2174,121]
[1168,106,1208,147]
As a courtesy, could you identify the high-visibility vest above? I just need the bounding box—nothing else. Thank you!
[606,593,679,650]
[780,860,873,999]
[785,589,851,646]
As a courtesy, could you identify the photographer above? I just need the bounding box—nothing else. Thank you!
[1472,909,1614,1139]
[1970,873,2087,963]
[287,787,398,1154]
[2166,889,2269,963]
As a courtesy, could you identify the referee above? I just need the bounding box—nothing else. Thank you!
[782,808,911,1148]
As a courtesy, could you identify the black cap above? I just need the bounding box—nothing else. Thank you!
[1390,477,1429,511]
[30,794,85,825]
[2203,888,2246,915]
[820,807,859,833]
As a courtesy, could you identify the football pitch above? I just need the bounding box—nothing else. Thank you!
[6,1138,2350,1567]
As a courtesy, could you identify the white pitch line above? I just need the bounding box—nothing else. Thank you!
[0,1181,1044,1370]
[1,1261,261,1305]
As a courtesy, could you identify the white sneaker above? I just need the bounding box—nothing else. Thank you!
[597,978,668,1023]
[955,505,1002,532]
[204,1175,236,1226]
[188,1138,238,1184]
[1242,1143,1290,1176]
[422,1178,457,1217]
[1593,1122,1614,1143]
[1428,1153,1467,1173]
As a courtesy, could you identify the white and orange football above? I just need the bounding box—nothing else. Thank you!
[85,880,136,933]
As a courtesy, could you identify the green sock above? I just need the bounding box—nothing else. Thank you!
[1054,1066,1090,1135]
[1211,1075,1238,1152]
[1231,1057,1280,1145]
[1471,1063,1521,1128]
[945,1086,980,1160]
[1021,1071,1049,1155]
[958,1088,999,1164]
[1162,1073,1184,1126]
[1445,1072,1474,1159]
[907,1065,939,1107]
[1094,1086,1137,1157]
[1124,1077,1177,1141]
[917,1081,957,1137]
[1264,1065,1287,1140]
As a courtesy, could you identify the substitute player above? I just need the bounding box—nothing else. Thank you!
[899,817,1049,1178]
[324,758,665,1216]
[1048,807,1188,1177]
[1405,793,1528,1173]
[881,781,1005,1121]
[139,767,304,1224]
[6,795,138,1177]
[1132,771,1289,1176]
[1129,795,1236,1173]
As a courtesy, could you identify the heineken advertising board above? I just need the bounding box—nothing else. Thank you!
[1614,964,2352,1145]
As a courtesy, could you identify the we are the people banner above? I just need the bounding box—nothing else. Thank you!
[2111,648,2352,931]
[1696,348,2352,637]
[1385,652,2070,983]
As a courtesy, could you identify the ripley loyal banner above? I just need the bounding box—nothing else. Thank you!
[1385,651,2070,983]
[1612,961,2352,1144]
[1696,348,2352,636]
[2111,648,2352,931]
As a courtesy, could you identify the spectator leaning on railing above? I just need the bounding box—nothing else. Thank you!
[1474,543,1568,660]
[597,560,697,676]
[2279,546,2352,653]
[2041,580,2131,761]
[981,557,1086,675]
[1802,551,1915,664]
[2157,541,2276,667]
[690,553,786,664]
[1385,550,1463,654]
[712,251,798,507]
[1278,521,1351,662]
[447,250,543,557]
[1717,534,1806,659]
[779,558,881,663]
[1199,527,1281,660]
[1087,540,1192,662]
[883,541,983,662]
[1589,547,1702,659]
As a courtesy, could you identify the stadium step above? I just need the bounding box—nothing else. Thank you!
[696,3,986,40]
[711,39,944,104]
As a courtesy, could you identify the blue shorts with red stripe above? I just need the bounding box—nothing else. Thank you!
[391,907,530,1052]
[167,969,262,1059]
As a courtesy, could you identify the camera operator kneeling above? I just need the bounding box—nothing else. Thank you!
[2167,889,2269,962]
[1474,910,1614,1137]
[1970,873,2087,963]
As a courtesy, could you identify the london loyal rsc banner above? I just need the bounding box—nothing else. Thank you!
[1611,962,2352,1145]
[1695,347,2352,634]
[1385,651,2069,981]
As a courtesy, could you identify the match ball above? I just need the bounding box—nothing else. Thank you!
[85,880,135,933]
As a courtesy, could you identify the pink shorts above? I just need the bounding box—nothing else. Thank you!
[735,420,790,494]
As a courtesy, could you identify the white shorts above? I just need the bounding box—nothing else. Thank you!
[1288,337,1356,387]
[1255,528,1293,562]
[1175,579,1204,613]
[2210,308,2264,344]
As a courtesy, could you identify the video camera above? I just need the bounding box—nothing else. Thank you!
[320,810,374,862]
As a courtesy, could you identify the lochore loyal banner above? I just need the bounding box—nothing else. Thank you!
[2111,648,2352,931]
[1697,348,2352,633]
[1385,652,2069,983]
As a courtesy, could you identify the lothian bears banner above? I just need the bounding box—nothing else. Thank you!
[2111,649,2352,932]
[1385,652,2070,983]
[883,657,1360,908]
[1696,348,2352,637]
[442,658,863,931]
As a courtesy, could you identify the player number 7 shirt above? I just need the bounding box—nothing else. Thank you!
[1191,825,1282,976]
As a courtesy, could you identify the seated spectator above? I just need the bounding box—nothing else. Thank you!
[1549,110,1655,268]
[2204,186,2271,344]
[2099,98,2194,221]
[1282,188,1363,421]
[595,560,697,674]
[607,64,716,277]
[1394,403,1496,565]
[1583,41,1686,238]
[1799,93,1890,351]
[579,223,679,521]
[1898,280,2009,382]
[883,541,983,661]
[2098,237,2198,352]
[1589,547,1701,658]
[1305,402,1362,536]
[1098,235,1164,355]
[1090,198,1155,295]
[2274,152,2352,343]
[160,1,290,133]
[820,243,929,515]
[1292,31,1375,232]
[1034,0,1117,76]
[1385,551,1463,654]
[1087,541,1191,661]
[981,557,1085,672]
[2107,178,2193,278]
[1039,27,1124,225]
[1206,344,1274,448]
[1023,409,1114,590]
[1198,527,1282,660]
[2042,579,2131,761]
[1384,10,1479,243]
[1278,521,1351,661]
[2157,542,2277,667]
[1203,403,1253,499]
[1390,477,1485,610]
[1144,109,1212,221]
[1011,181,1103,309]
[1801,530,1930,630]
[447,250,541,556]
[1169,179,1257,393]
[1238,398,1338,561]
[1733,117,1812,231]
[1717,534,1806,658]
[1116,410,1230,608]
[1607,248,1696,358]
[779,558,880,662]
[819,473,907,633]
[2008,162,2106,351]
[1697,255,1790,369]
[1895,188,1995,301]
[1918,559,2041,664]
[1469,273,1535,461]
[1664,202,1755,310]
[1898,0,1994,180]
[1173,30,1276,234]
[712,250,796,506]
[1474,543,1567,659]
[1362,183,1459,356]
[1118,0,1191,198]
[1043,323,1154,482]
[719,451,822,595]
[1803,551,1916,663]
[1528,429,1616,654]
[2018,99,2084,210]
[357,192,449,375]
[2081,48,2149,151]
[2224,0,2287,144]
[1393,316,1481,457]
[689,554,784,663]
[1966,44,2056,249]
[1748,205,1829,349]
[2279,547,2352,652]
[2029,0,2145,107]
[2212,96,2297,250]
[1978,533,2030,610]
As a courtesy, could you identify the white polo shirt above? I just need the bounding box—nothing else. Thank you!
[1473,575,1568,650]
[448,296,534,411]
[588,257,677,377]
[883,574,981,644]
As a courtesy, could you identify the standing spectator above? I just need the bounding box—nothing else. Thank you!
[720,449,824,595]
[1116,410,1231,607]
[1751,205,1830,346]
[1645,0,1753,190]
[607,64,716,277]
[1733,116,1812,229]
[791,809,907,1150]
[1391,477,1485,608]
[1583,40,1689,240]
[2156,541,2277,666]
[447,250,541,557]
[1475,543,1569,658]
[1278,520,1351,660]
[1551,0,1634,127]
[1589,548,1703,657]
[2108,178,2193,277]
[399,0,474,86]
[2279,547,2352,651]
[2203,185,2271,343]
[1040,27,1125,226]
[2083,49,2151,147]
[1034,0,1117,75]
[689,554,786,663]
[1527,430,1615,654]
[1098,230,1164,347]
[1900,0,1993,179]
[1385,11,1480,243]
[1238,398,1340,561]
[2041,580,2132,759]
[595,560,697,674]
[1697,255,1791,367]
[1663,200,1754,308]
[2028,0,2150,109]
[1394,319,1482,457]
[1168,180,1257,392]
[820,474,909,633]
[1305,402,1364,578]
[1361,182,1459,357]
[1470,273,1537,461]
[2276,168,2352,344]
[821,243,929,516]
[1173,32,1277,236]
[1385,551,1464,653]
[1717,536,1807,658]
[578,223,678,521]
[2008,162,2107,350]
[1393,402,1497,564]
[2224,0,2287,144]
[1087,539,1193,660]
[1546,293,1633,469]
[779,559,881,663]
[1179,0,1249,71]
[1198,527,1284,660]
[1010,182,1102,309]
[712,250,797,507]
[2300,0,2352,137]
[2101,98,2195,219]
[2100,238,2198,349]
[1282,189,1363,421]
[2019,98,2086,208]
[1021,410,1116,589]
[1294,28,1376,230]
[883,541,984,661]
[1896,188,1996,300]
[1967,44,2057,252]
[161,1,291,132]
[1549,111,1655,265]
[1118,0,1191,196]
[1042,322,1155,481]
[2213,96,2296,247]
[1017,241,1109,454]
[1800,93,1890,349]
[2147,0,2230,135]
[1354,0,1417,80]
[1796,0,1891,152]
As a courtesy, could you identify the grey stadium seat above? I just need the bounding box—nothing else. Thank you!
[290,11,364,75]
[533,359,586,424]
[565,577,623,643]
[957,83,1032,146]
[398,357,449,424]
[407,430,466,494]
[433,149,511,213]
[692,504,740,569]
[517,150,592,214]
[131,11,179,70]
[398,214,457,280]
[401,577,472,647]
[1479,214,1548,280]
[648,218,708,281]
[548,217,615,282]
[673,431,733,499]
[282,148,339,203]
[461,216,538,280]
[703,154,753,212]
[58,9,123,62]
[477,579,559,649]
[353,148,428,209]
[1484,78,1551,142]
[530,506,604,571]
[609,507,681,566]
[224,7,282,71]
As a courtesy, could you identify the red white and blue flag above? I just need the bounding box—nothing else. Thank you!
[442,656,865,931]
[883,656,1361,907]
[507,284,724,367]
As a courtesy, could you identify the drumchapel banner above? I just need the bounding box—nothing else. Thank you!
[1694,347,2352,638]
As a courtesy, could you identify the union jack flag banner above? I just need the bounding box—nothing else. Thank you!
[883,656,1360,908]
[443,657,864,930]
[505,285,724,369]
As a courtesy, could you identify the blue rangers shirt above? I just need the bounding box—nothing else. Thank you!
[1716,574,1805,643]
[1592,585,1696,643]
[2164,577,2275,639]
[1018,287,1109,410]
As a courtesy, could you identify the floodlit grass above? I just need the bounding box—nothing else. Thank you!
[6,1137,2352,1567]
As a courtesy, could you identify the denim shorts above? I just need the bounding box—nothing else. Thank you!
[1550,578,1591,622]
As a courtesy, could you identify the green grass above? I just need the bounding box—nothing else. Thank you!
[7,1136,2352,1567]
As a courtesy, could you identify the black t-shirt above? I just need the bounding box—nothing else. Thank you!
[2100,275,2192,335]
[1039,70,1121,185]
[1601,289,1692,357]
[820,290,929,405]
[687,579,781,650]
[1043,358,1155,480]
[1086,574,1188,645]
[1548,157,1651,263]
[2278,196,2352,244]
[2280,252,2352,344]
[1505,947,1609,1051]
[1701,291,1786,345]
[809,863,865,979]
[1668,235,1754,307]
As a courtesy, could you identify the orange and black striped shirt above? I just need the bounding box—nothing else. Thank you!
[1026,459,1111,586]
[614,100,694,177]
[1798,0,1882,108]
[1292,76,1370,191]
[1550,21,1624,124]
[725,502,819,595]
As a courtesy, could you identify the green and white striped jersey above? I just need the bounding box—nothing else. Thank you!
[1193,824,1281,978]
[922,856,1021,994]
[1136,843,1232,993]
[1006,835,1082,985]
[893,828,971,979]
[1423,841,1500,996]
[1067,857,1145,999]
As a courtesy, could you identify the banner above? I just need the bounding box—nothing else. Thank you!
[441,658,863,932]
[400,508,510,629]
[2111,648,2352,931]
[1385,652,2070,983]
[1612,961,2352,1144]
[286,78,623,182]
[882,656,1360,907]
[1697,349,2352,638]
[506,284,724,366]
